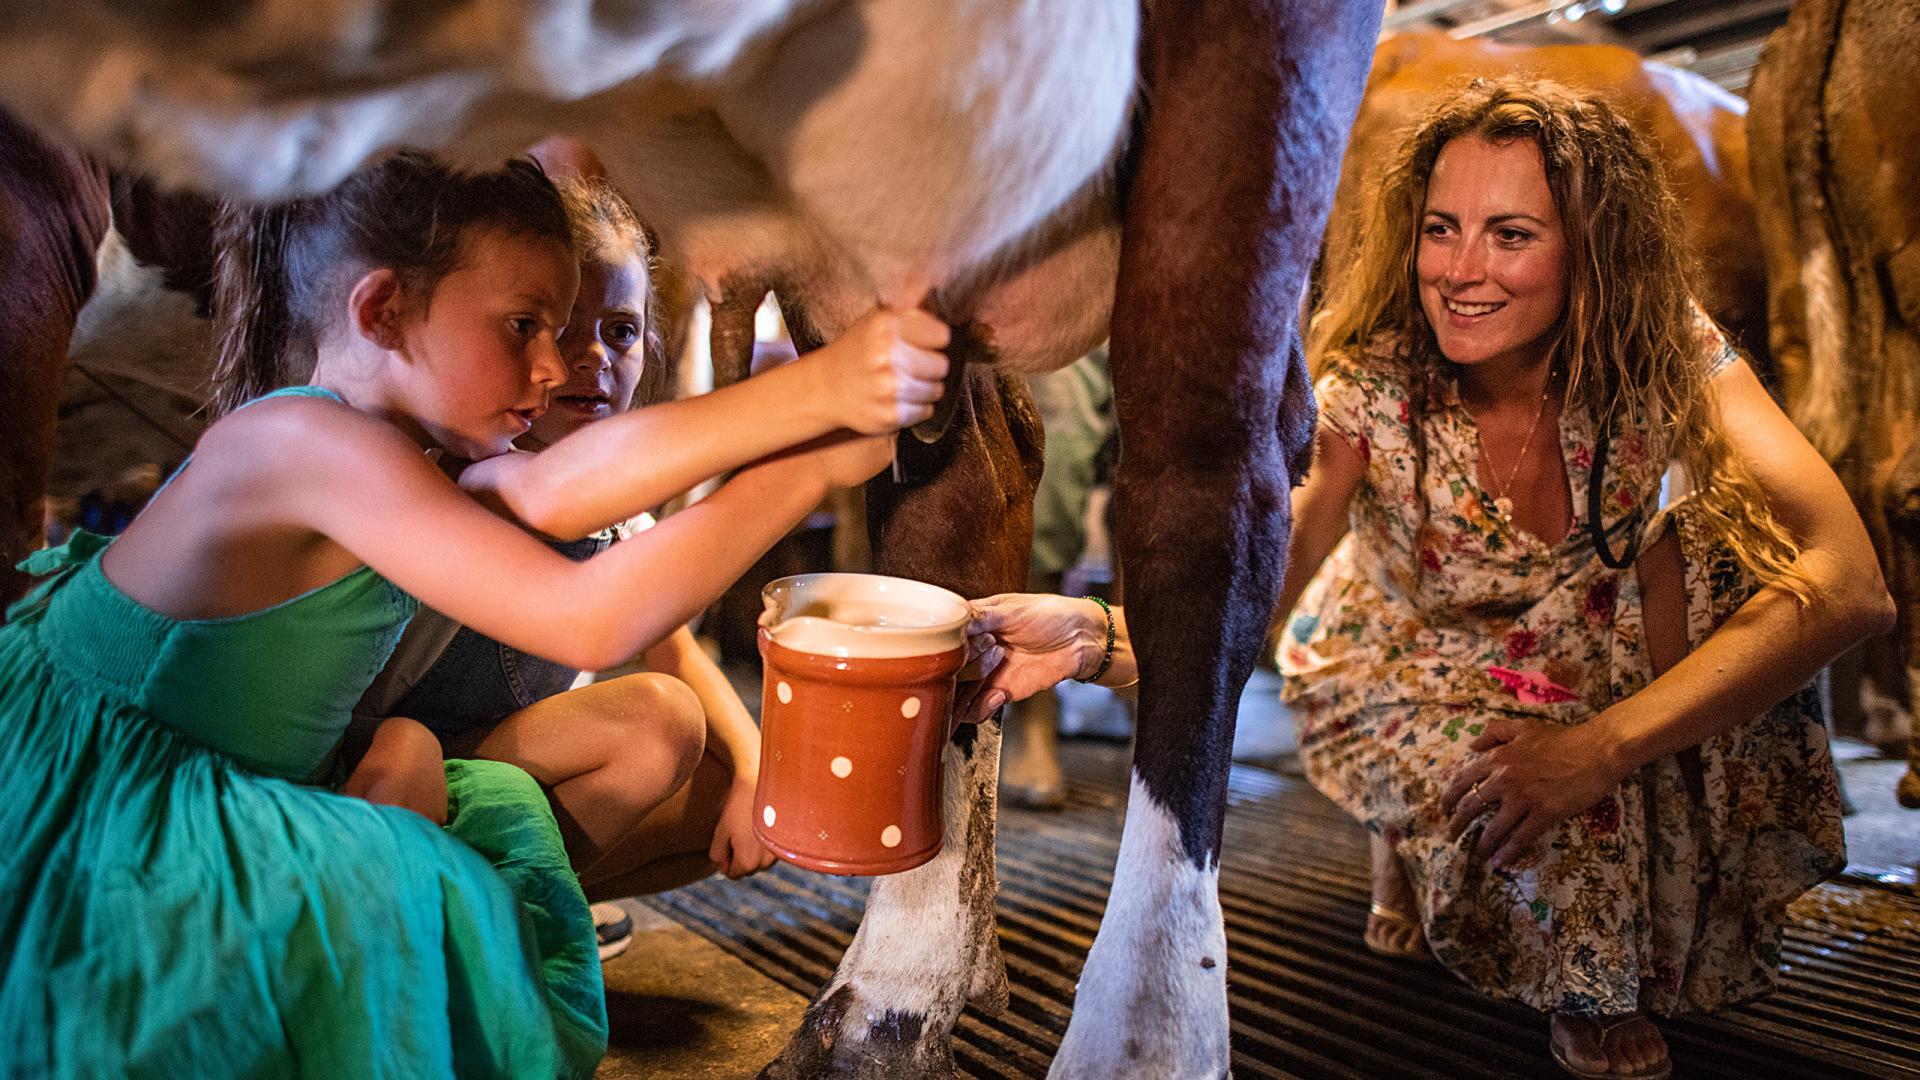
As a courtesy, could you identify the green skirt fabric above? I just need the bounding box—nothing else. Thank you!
[0,526,605,1077]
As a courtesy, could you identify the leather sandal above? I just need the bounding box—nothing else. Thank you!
[1550,1013,1672,1080]
[1363,901,1429,959]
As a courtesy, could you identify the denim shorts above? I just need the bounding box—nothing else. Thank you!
[390,534,609,741]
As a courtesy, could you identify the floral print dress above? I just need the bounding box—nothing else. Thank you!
[1279,332,1845,1018]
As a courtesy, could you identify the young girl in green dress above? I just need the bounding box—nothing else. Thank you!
[351,169,778,960]
[0,151,948,1077]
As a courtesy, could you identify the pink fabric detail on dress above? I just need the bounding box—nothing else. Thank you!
[1485,665,1578,703]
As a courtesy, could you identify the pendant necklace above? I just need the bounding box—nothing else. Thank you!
[1483,378,1553,522]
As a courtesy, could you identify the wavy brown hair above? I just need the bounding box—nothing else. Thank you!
[1308,76,1805,596]
[210,152,571,416]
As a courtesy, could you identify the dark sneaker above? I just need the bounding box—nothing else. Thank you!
[591,901,634,962]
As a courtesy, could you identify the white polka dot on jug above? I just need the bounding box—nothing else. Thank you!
[762,805,777,827]
[831,756,852,778]
[776,681,792,704]
[901,697,921,719]
[881,825,902,848]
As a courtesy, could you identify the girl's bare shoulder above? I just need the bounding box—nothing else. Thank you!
[195,392,425,481]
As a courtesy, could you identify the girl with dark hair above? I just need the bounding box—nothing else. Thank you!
[0,150,947,1077]
[353,172,776,964]
[956,79,1889,1080]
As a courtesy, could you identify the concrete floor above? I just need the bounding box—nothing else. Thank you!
[596,901,806,1079]
[1833,742,1920,886]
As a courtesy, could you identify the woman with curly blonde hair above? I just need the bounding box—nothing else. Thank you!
[947,75,1892,1079]
[1274,77,1889,1077]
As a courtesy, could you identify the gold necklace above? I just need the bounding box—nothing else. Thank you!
[1482,381,1553,521]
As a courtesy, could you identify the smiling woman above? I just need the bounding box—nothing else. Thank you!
[1416,135,1572,537]
[1416,136,1569,379]
[1263,77,1892,1080]
[924,74,1880,1078]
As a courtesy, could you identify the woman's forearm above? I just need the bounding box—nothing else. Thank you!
[1603,358,1897,773]
[1598,548,1894,773]
[646,627,760,773]
[1274,425,1362,627]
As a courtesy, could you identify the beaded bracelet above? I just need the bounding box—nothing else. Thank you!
[1076,595,1117,684]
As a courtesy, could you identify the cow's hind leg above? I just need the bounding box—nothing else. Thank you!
[761,353,1041,1079]
[0,109,109,609]
[1047,1,1379,1076]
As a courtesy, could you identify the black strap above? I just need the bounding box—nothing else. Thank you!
[1588,417,1643,571]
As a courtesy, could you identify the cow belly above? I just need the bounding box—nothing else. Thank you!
[0,0,1135,377]
[591,0,1134,375]
[714,0,1135,293]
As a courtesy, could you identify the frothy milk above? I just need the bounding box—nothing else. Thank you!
[763,576,970,659]
[769,610,959,659]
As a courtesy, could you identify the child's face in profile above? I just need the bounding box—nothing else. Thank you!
[396,227,575,460]
[526,249,649,445]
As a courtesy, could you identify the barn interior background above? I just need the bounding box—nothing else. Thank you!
[38,1,1919,1077]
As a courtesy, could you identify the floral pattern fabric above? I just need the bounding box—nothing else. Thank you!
[1279,332,1845,1017]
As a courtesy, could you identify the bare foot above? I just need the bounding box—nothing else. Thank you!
[1364,833,1425,956]
[999,692,1065,810]
[1551,1013,1670,1079]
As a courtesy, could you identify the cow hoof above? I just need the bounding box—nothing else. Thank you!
[1046,775,1232,1079]
[1000,780,1068,811]
[759,984,957,1080]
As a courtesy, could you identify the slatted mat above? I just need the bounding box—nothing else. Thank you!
[644,741,1920,1078]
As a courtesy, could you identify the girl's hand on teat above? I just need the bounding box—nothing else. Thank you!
[806,307,951,434]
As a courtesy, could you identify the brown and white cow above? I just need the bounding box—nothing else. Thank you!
[1749,0,1920,808]
[0,1,1383,1073]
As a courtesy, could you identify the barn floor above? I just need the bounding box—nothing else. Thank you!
[597,737,1920,1079]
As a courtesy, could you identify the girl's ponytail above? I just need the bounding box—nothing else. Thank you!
[209,201,296,417]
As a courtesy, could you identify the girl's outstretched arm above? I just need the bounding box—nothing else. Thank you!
[464,307,949,540]
[275,399,893,672]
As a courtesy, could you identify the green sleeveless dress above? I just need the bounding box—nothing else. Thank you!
[0,387,605,1078]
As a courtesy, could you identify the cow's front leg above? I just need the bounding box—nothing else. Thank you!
[1047,1,1378,1077]
[763,359,1042,1079]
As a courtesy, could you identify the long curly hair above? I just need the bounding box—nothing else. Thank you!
[1308,76,1805,596]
